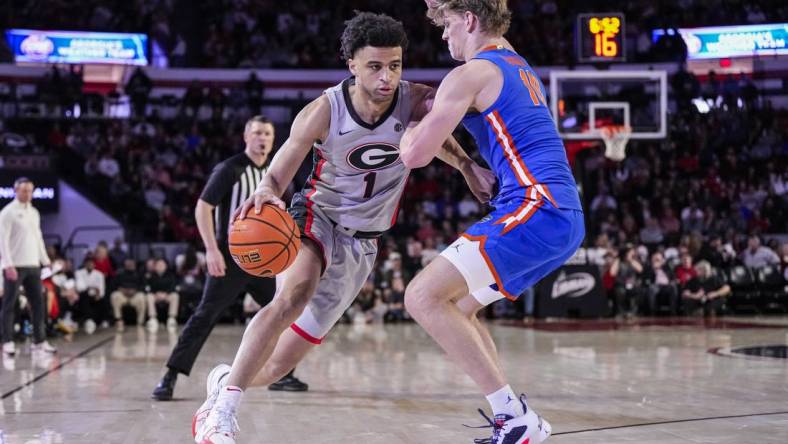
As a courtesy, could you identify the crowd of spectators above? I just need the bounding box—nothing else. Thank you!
[24,240,211,338]
[2,234,300,340]
[38,109,259,241]
[3,0,787,68]
[572,89,786,316]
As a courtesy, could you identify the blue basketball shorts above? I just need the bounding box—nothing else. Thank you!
[440,199,585,304]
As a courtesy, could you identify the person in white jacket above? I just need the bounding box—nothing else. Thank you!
[74,257,107,334]
[0,177,56,356]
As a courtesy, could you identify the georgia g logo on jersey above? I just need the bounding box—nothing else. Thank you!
[346,143,401,171]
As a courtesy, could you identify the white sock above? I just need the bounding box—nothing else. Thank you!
[485,385,524,418]
[214,385,243,413]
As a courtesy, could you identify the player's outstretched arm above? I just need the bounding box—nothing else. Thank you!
[407,82,496,203]
[438,136,496,203]
[235,96,330,219]
[408,83,473,171]
[401,65,478,169]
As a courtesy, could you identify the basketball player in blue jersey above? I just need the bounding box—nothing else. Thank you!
[401,1,585,443]
[193,12,495,444]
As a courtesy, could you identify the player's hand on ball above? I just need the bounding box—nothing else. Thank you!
[463,163,497,203]
[235,190,286,220]
[205,247,226,277]
[251,190,286,214]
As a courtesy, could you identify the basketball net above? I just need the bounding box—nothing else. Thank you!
[599,125,631,162]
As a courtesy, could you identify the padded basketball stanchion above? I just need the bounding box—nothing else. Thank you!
[600,125,631,161]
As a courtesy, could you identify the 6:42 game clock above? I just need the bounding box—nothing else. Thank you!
[577,13,626,62]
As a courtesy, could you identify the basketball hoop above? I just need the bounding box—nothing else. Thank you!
[599,125,631,161]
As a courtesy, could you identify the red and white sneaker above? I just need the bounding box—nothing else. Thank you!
[195,405,239,444]
[192,364,231,441]
[472,395,552,444]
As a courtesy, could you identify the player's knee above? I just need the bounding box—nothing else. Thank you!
[404,282,432,317]
[457,300,483,320]
[275,281,313,320]
[278,299,306,322]
[273,298,306,323]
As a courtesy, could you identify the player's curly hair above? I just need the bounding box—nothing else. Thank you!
[427,0,511,36]
[340,11,409,61]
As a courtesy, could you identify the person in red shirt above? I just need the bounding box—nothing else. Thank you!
[674,252,698,288]
[93,242,115,278]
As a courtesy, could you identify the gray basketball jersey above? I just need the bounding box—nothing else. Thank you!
[303,77,414,232]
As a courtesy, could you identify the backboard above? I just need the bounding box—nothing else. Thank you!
[549,70,668,140]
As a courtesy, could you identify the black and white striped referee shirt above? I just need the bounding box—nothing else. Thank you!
[200,153,268,246]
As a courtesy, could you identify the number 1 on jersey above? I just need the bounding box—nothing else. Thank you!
[363,172,376,198]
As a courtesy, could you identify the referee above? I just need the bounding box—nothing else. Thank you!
[152,116,308,400]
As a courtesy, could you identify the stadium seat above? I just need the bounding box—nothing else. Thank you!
[726,266,761,314]
[756,265,787,313]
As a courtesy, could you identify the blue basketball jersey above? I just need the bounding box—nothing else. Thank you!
[461,46,582,220]
[447,46,585,299]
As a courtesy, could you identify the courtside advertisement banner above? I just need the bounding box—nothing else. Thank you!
[5,29,148,65]
[652,23,787,59]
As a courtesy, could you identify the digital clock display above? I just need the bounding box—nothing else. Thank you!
[577,13,626,62]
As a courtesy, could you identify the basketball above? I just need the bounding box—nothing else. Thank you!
[228,204,301,277]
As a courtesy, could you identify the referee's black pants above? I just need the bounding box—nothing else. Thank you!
[166,251,275,375]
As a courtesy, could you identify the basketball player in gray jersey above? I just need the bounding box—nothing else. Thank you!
[193,12,495,443]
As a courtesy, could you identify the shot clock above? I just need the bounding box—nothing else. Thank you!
[577,13,626,62]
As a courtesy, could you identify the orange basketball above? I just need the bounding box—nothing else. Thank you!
[228,204,301,277]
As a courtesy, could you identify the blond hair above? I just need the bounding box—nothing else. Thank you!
[694,260,712,277]
[427,0,511,36]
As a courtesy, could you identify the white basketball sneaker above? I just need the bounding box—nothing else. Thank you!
[2,341,15,356]
[472,395,551,444]
[192,364,231,441]
[31,340,57,354]
[194,405,239,444]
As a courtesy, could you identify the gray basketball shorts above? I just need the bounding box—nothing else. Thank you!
[279,198,378,344]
